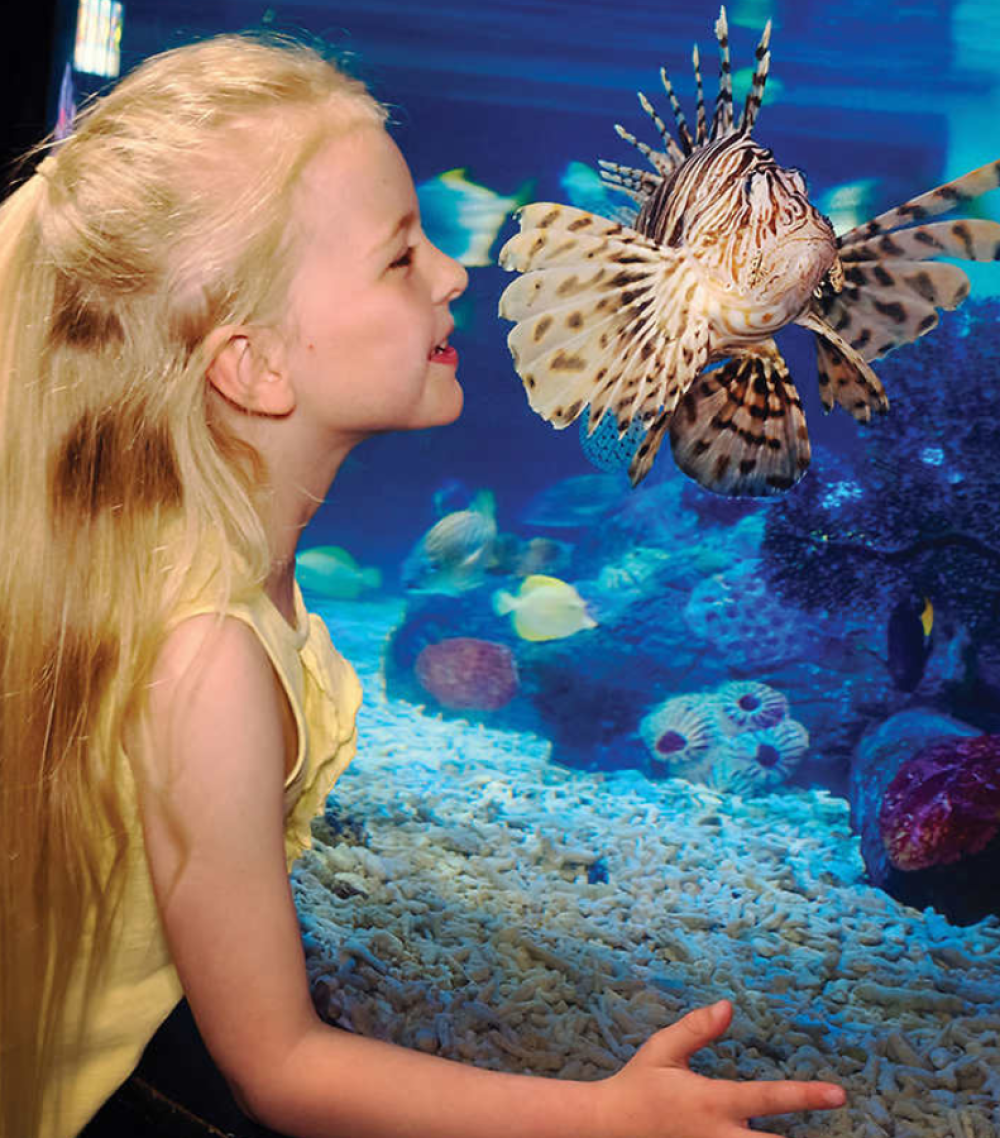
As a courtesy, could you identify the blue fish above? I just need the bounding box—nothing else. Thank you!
[417,169,533,267]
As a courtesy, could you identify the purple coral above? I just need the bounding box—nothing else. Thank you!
[878,734,1000,871]
[414,637,519,711]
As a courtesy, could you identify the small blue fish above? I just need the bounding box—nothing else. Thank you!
[402,489,498,595]
[560,161,633,221]
[417,169,533,267]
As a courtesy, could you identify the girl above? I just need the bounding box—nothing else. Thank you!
[0,34,846,1138]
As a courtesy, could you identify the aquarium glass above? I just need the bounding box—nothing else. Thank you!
[88,2,1000,1133]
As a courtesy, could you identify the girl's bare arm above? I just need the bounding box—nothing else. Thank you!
[134,615,845,1138]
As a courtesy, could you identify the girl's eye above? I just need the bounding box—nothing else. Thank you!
[389,247,414,270]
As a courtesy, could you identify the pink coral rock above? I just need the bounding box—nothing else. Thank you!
[878,734,1000,871]
[414,637,519,711]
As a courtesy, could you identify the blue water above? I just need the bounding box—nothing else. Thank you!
[117,0,1000,1006]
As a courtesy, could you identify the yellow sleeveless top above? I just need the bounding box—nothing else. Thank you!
[43,582,363,1138]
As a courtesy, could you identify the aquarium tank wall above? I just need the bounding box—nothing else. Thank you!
[52,1,1000,1134]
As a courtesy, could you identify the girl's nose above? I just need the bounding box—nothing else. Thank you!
[431,242,468,303]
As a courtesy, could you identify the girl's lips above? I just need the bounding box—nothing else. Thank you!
[430,344,459,367]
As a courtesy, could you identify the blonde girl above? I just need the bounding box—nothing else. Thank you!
[0,33,846,1138]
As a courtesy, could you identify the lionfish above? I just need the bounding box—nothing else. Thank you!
[497,8,1000,497]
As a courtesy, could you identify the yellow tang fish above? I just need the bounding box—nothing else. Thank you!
[493,574,597,642]
[498,6,1000,497]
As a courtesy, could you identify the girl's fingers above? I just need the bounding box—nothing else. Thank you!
[639,1000,734,1067]
[728,1077,846,1119]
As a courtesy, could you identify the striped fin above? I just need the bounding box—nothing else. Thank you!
[498,202,709,444]
[814,260,971,361]
[664,342,811,496]
[658,63,695,155]
[692,44,709,145]
[837,160,1000,247]
[712,7,734,139]
[598,159,659,203]
[796,309,889,421]
[839,218,1000,263]
[638,91,687,168]
[613,123,674,177]
[737,19,772,135]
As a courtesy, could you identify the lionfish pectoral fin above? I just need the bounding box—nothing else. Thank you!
[498,201,707,447]
[796,309,889,421]
[665,340,811,497]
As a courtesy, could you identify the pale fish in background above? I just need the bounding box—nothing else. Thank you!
[815,178,881,236]
[296,546,382,600]
[402,489,498,595]
[417,169,534,267]
[498,6,1000,497]
[519,472,627,528]
[493,574,597,642]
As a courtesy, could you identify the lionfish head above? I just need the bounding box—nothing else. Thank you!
[681,137,838,322]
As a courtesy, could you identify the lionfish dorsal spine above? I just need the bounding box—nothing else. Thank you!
[736,19,772,135]
[712,7,734,139]
[597,159,659,202]
[692,45,708,145]
[658,67,695,155]
[613,123,674,177]
[638,90,687,168]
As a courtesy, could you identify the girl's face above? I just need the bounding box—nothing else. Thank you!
[281,126,468,440]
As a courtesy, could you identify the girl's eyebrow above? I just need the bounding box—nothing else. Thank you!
[371,210,417,256]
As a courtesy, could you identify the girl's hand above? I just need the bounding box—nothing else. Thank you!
[595,1000,846,1138]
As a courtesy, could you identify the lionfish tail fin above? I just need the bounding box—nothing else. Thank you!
[797,310,890,421]
[838,159,1000,247]
[737,19,772,135]
[665,342,811,497]
[712,7,735,139]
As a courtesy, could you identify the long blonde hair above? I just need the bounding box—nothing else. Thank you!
[0,34,384,1136]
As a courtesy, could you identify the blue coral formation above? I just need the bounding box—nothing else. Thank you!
[683,559,811,669]
[761,301,1000,717]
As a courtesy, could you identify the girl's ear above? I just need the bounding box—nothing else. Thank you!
[204,326,296,416]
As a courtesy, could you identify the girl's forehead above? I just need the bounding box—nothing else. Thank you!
[296,128,415,231]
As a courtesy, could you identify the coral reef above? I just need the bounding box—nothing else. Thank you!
[414,637,519,712]
[761,301,1000,721]
[879,734,1000,871]
[714,680,790,733]
[707,719,810,795]
[638,694,722,781]
[639,682,808,795]
[683,560,814,670]
[848,709,1000,923]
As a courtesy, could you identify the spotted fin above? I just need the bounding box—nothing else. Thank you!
[796,309,888,421]
[664,341,811,497]
[838,218,1000,264]
[498,202,710,440]
[837,160,1000,246]
[812,259,972,362]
